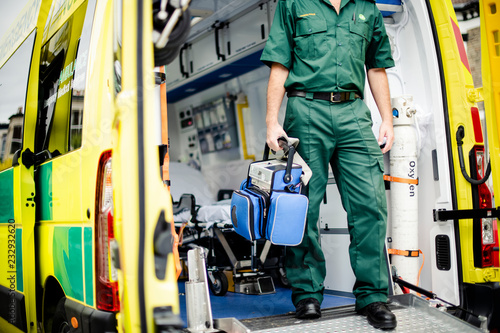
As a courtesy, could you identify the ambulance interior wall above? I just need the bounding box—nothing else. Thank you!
[371,2,458,305]
[164,0,462,303]
[166,65,287,199]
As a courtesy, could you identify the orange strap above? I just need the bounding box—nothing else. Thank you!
[160,67,171,190]
[159,66,182,279]
[178,222,188,246]
[390,249,425,288]
[388,248,420,257]
[384,175,419,185]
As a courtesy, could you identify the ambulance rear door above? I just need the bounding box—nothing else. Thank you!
[0,0,48,331]
[112,0,181,331]
[480,0,500,274]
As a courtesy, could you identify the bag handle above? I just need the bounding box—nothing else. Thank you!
[263,137,288,160]
[263,137,295,184]
[284,145,295,183]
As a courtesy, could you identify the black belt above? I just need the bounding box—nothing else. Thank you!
[287,90,361,103]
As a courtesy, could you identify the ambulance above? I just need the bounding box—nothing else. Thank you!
[0,0,498,332]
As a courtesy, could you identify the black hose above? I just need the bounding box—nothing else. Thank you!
[456,126,491,186]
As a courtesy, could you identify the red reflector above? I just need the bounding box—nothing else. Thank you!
[96,279,120,312]
[482,244,494,267]
[471,107,484,143]
[478,185,492,209]
[108,210,115,238]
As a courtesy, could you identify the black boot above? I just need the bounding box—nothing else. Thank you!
[357,302,397,329]
[295,298,321,319]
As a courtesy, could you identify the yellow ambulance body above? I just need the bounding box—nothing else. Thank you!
[0,0,180,332]
[0,0,498,332]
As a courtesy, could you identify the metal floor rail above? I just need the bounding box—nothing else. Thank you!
[239,294,482,333]
[182,248,483,333]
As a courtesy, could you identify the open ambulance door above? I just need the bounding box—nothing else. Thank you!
[481,0,500,221]
[479,0,500,327]
[112,0,182,331]
[0,1,48,332]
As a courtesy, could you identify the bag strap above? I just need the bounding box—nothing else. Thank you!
[283,145,295,183]
[263,144,270,161]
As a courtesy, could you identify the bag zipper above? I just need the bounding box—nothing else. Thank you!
[235,191,256,241]
[247,186,270,237]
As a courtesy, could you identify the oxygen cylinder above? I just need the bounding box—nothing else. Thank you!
[390,95,419,290]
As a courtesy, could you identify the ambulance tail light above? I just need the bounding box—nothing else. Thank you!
[95,151,120,312]
[479,218,496,268]
[470,146,497,268]
[474,148,492,211]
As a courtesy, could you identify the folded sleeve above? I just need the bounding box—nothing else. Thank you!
[260,0,295,69]
[365,10,395,70]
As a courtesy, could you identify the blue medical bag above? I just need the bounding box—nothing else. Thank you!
[230,140,308,246]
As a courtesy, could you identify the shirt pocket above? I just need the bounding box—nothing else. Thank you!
[294,16,328,60]
[349,21,369,61]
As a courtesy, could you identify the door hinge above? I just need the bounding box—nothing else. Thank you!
[21,148,35,169]
[467,86,484,103]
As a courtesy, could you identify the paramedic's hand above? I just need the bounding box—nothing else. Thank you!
[367,67,393,154]
[267,122,287,152]
[378,120,394,154]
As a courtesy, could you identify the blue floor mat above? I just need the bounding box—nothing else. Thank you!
[177,282,355,326]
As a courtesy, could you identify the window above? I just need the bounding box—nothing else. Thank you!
[10,125,23,154]
[0,129,7,160]
[0,32,35,171]
[113,0,122,95]
[69,107,83,149]
[36,0,96,157]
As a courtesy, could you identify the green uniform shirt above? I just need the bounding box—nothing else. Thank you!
[261,0,395,98]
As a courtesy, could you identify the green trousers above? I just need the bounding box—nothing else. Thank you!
[283,96,389,311]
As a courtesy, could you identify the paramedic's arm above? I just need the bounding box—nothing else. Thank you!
[266,62,289,152]
[367,67,393,154]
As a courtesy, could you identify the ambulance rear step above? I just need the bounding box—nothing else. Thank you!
[238,294,483,333]
[185,248,482,333]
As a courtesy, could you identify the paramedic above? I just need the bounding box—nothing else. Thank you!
[260,0,396,329]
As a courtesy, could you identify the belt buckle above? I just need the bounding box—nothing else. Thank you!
[330,92,341,103]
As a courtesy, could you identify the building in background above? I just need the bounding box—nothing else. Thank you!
[453,0,481,90]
